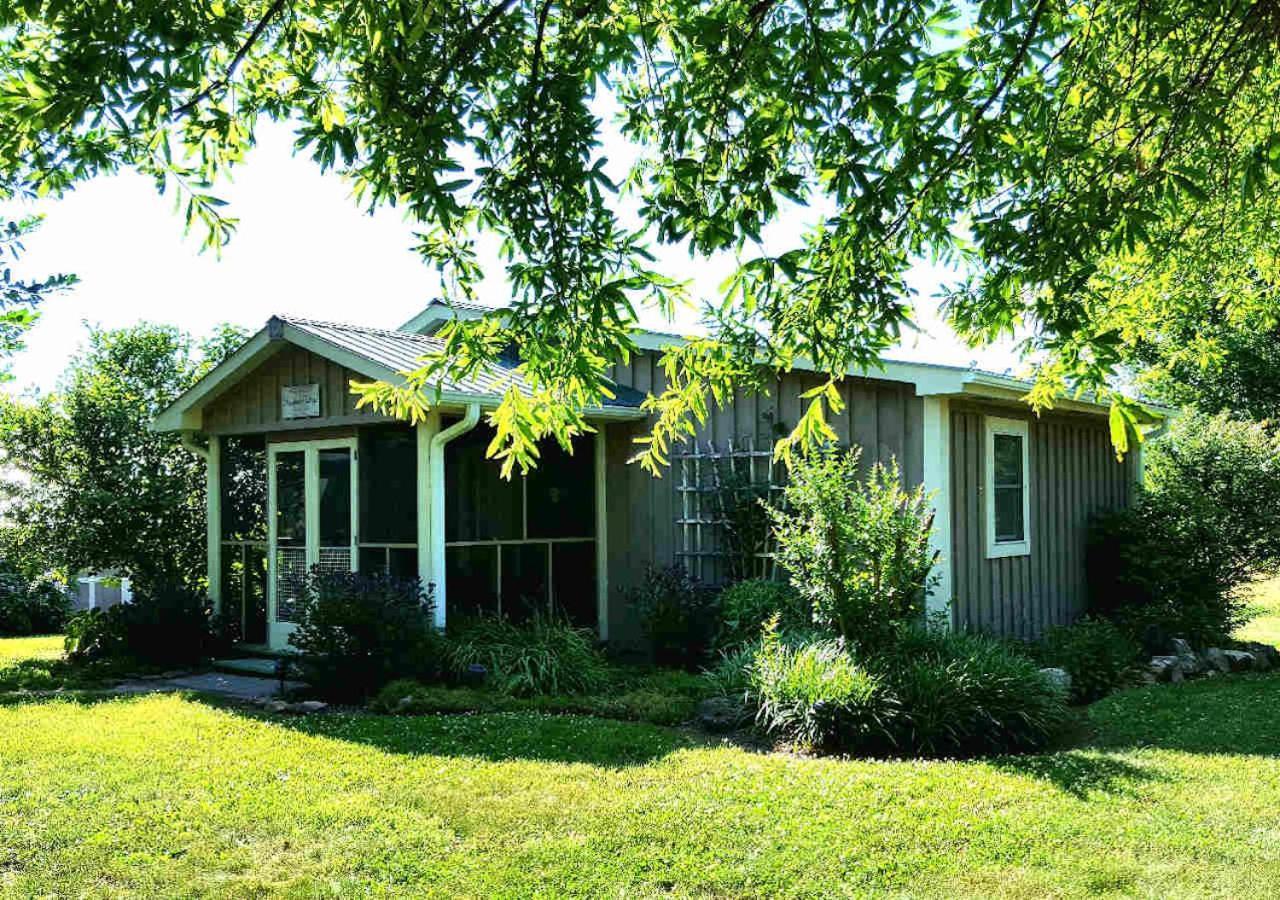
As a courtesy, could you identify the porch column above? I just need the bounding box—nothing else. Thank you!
[594,426,609,642]
[921,397,952,625]
[416,414,441,626]
[207,434,222,614]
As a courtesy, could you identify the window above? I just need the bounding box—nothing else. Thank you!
[985,417,1030,558]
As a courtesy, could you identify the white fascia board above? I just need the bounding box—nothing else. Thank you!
[152,328,279,433]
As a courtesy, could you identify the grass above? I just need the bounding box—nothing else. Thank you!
[1239,575,1280,647]
[2,634,1280,896]
[0,634,62,664]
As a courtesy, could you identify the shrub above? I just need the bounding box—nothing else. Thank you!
[444,613,608,696]
[750,623,893,751]
[1087,412,1280,646]
[869,628,1070,757]
[626,565,719,669]
[767,447,936,650]
[1037,618,1141,703]
[288,570,439,701]
[0,569,71,636]
[716,578,808,648]
[64,583,220,667]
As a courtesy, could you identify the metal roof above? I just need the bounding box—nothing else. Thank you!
[276,316,648,409]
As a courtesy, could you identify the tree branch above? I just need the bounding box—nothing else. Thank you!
[424,0,522,111]
[174,0,289,117]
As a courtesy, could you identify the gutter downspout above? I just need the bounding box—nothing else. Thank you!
[429,404,481,629]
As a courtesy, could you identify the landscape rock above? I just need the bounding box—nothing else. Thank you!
[1170,638,1203,676]
[293,700,328,713]
[1239,641,1278,670]
[1039,667,1072,698]
[266,700,290,714]
[1222,650,1256,673]
[1203,648,1232,674]
[1149,656,1183,683]
[697,697,745,733]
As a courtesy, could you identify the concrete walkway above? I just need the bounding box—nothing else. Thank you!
[113,671,306,701]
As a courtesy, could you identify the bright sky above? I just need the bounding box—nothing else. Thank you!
[4,120,1020,397]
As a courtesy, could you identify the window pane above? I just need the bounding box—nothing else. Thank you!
[993,433,1023,487]
[274,451,305,545]
[526,436,595,538]
[359,426,417,543]
[994,485,1025,543]
[221,436,266,541]
[358,546,418,580]
[552,542,597,629]
[446,545,498,621]
[445,424,522,541]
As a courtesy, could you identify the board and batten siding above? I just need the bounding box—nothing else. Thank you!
[949,402,1136,639]
[201,345,392,435]
[603,351,924,643]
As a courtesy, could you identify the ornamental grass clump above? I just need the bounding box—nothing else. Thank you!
[750,621,893,752]
[444,613,609,697]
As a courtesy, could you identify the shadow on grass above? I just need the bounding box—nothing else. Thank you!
[990,750,1164,799]
[216,698,699,767]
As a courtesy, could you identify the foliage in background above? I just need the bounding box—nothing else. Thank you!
[768,447,935,649]
[4,3,1277,469]
[444,613,609,697]
[1036,618,1140,704]
[0,216,75,376]
[0,566,70,636]
[288,570,439,701]
[0,323,244,591]
[1133,312,1280,424]
[626,565,720,669]
[1088,412,1280,646]
[715,578,808,649]
[64,583,224,668]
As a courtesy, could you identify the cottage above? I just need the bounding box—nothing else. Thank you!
[153,302,1170,650]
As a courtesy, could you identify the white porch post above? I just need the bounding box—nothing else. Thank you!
[207,434,222,613]
[594,426,609,642]
[416,414,441,626]
[921,397,952,625]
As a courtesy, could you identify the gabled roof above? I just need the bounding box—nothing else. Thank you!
[152,315,648,433]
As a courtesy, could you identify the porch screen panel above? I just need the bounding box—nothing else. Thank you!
[444,424,597,629]
[526,436,594,539]
[274,450,306,623]
[445,425,521,541]
[358,426,418,577]
[219,435,268,642]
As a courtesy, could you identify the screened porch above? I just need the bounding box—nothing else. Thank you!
[211,419,602,650]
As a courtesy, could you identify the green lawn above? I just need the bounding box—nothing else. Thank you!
[2,654,1279,896]
[0,634,63,664]
[1240,576,1280,647]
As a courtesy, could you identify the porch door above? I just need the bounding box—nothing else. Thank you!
[268,439,358,640]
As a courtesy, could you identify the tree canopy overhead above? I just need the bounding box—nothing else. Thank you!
[2,0,1276,471]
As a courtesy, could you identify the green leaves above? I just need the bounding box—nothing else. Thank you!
[2,0,1273,469]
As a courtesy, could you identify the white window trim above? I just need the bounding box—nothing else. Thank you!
[985,416,1031,559]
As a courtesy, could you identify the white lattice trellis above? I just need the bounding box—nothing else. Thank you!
[674,437,786,585]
